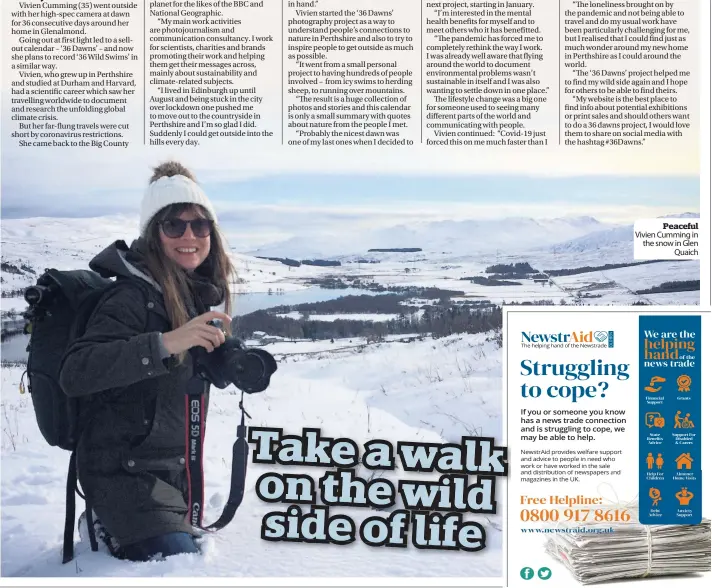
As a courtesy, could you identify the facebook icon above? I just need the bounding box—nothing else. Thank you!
[520,567,534,580]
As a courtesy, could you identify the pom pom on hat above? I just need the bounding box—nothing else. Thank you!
[139,162,217,236]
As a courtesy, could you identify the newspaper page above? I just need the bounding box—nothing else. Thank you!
[0,0,709,585]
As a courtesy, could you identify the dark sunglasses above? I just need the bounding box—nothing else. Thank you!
[160,218,214,238]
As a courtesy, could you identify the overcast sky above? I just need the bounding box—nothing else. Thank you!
[0,156,699,224]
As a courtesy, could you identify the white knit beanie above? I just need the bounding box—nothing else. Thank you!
[139,173,217,236]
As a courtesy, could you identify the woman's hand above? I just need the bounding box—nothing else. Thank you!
[161,311,233,355]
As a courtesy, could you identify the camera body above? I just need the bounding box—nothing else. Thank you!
[191,324,277,394]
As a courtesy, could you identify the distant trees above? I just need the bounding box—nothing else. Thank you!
[233,305,502,341]
[460,276,522,286]
[1,262,23,275]
[269,294,415,315]
[504,299,556,306]
[636,280,700,294]
[485,262,536,275]
[1,288,26,299]
[301,259,342,267]
[305,277,466,298]
[255,256,301,267]
[545,260,666,277]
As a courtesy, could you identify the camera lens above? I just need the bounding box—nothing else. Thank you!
[24,286,44,305]
[239,349,277,393]
[24,283,57,307]
[238,352,266,387]
[192,336,276,393]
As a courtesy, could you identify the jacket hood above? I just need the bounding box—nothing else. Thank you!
[89,240,163,292]
[89,239,226,313]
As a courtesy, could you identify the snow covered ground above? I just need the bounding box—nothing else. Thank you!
[1,333,502,577]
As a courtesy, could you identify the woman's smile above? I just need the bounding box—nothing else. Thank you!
[159,211,211,270]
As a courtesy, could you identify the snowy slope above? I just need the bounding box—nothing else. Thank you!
[1,333,503,577]
[548,212,700,256]
[549,225,633,254]
[0,215,320,298]
[248,217,605,259]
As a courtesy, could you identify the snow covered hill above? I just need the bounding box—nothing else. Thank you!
[0,215,317,303]
[248,216,605,259]
[549,226,634,254]
[548,212,700,255]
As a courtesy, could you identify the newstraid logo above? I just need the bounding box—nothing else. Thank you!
[521,330,614,348]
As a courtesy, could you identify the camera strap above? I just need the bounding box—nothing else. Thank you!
[185,377,250,532]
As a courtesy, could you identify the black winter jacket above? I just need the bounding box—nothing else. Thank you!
[59,240,218,546]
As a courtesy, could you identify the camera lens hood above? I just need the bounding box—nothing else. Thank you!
[239,349,278,394]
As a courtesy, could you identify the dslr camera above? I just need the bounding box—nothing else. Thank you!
[191,321,277,394]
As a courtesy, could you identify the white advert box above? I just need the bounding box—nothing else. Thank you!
[504,307,709,588]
